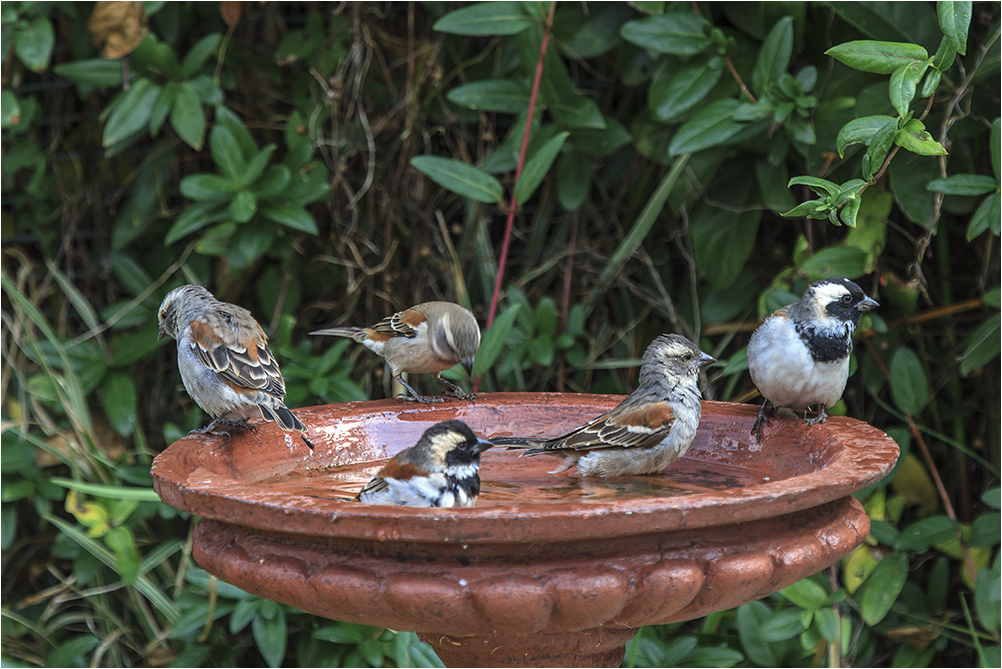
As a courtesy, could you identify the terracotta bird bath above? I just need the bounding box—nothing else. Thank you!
[151,393,898,667]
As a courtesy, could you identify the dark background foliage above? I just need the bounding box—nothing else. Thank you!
[1,1,999,666]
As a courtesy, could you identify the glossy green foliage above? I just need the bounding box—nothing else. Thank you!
[2,1,998,667]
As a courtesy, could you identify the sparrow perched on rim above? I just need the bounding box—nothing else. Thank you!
[516,334,715,477]
[355,420,494,508]
[310,301,480,404]
[157,285,314,449]
[747,277,878,440]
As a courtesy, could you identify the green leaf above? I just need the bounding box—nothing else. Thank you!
[780,577,829,610]
[258,201,318,234]
[927,174,998,196]
[789,175,841,198]
[753,16,794,97]
[569,116,631,157]
[474,304,522,378]
[45,514,179,621]
[165,201,229,244]
[169,81,205,150]
[736,602,778,667]
[180,173,238,201]
[47,636,100,668]
[860,553,908,625]
[620,13,711,55]
[252,608,288,664]
[103,79,160,147]
[862,116,900,180]
[54,58,123,87]
[931,36,957,71]
[15,16,54,72]
[514,132,568,205]
[837,116,895,158]
[799,246,869,280]
[215,106,258,159]
[992,118,1000,181]
[759,609,809,642]
[938,0,972,55]
[889,60,929,116]
[104,526,140,586]
[967,192,1001,240]
[410,155,504,204]
[180,33,222,78]
[960,313,1000,375]
[210,124,246,179]
[149,81,175,136]
[101,372,138,437]
[243,145,277,186]
[446,80,530,114]
[551,94,606,129]
[985,488,1002,509]
[50,478,161,502]
[890,346,930,416]
[433,2,533,36]
[252,165,292,199]
[556,151,590,210]
[971,513,1001,547]
[592,155,690,296]
[826,40,928,74]
[669,99,743,155]
[894,118,948,156]
[690,164,762,290]
[650,56,724,122]
[975,558,1001,634]
[896,515,959,551]
[229,191,257,223]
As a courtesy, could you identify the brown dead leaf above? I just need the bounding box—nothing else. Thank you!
[87,1,149,60]
[221,1,242,29]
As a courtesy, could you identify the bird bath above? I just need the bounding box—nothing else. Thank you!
[151,393,898,668]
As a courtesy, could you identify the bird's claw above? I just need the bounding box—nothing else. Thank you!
[803,408,829,426]
[397,392,445,404]
[750,400,773,442]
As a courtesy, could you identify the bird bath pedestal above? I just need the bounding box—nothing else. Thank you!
[152,393,898,667]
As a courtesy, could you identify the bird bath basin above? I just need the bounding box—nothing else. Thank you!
[151,393,898,667]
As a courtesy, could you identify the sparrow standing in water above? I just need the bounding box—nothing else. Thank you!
[311,302,480,404]
[356,420,493,507]
[747,277,878,440]
[517,334,715,477]
[158,285,313,449]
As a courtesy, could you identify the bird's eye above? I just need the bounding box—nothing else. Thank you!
[683,353,693,361]
[841,295,852,304]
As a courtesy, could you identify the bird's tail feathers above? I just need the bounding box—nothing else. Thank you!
[259,403,314,450]
[309,327,366,342]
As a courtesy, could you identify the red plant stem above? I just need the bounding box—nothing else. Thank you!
[485,2,556,330]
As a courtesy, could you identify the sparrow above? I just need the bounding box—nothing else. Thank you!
[516,334,715,477]
[355,420,494,507]
[310,301,480,404]
[157,284,314,449]
[747,277,879,440]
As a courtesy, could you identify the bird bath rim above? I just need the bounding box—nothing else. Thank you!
[151,393,899,545]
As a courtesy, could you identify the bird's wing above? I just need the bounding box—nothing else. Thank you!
[356,475,390,499]
[369,307,427,339]
[187,316,286,399]
[533,402,675,452]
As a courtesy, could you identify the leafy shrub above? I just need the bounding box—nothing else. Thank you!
[2,1,998,667]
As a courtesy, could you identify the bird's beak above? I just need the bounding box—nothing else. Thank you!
[698,352,716,368]
[463,357,475,377]
[474,439,494,454]
[157,326,166,341]
[858,297,879,312]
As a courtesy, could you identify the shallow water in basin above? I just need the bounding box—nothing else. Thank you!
[253,446,778,508]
